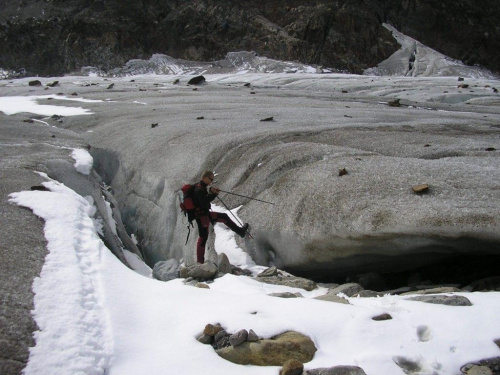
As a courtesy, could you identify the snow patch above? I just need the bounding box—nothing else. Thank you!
[71,148,93,175]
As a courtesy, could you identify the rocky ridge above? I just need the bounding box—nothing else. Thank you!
[1,0,499,77]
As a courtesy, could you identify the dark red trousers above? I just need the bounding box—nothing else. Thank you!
[195,212,241,263]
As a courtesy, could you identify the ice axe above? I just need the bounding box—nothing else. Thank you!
[218,189,275,205]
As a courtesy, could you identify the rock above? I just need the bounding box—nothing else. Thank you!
[257,275,317,291]
[372,313,392,321]
[247,329,259,342]
[152,259,180,282]
[197,333,213,345]
[407,295,472,306]
[338,168,348,177]
[186,262,218,279]
[468,276,500,291]
[458,84,470,89]
[196,116,204,120]
[107,83,114,89]
[280,359,304,375]
[229,329,248,347]
[328,283,364,297]
[46,81,59,87]
[204,323,223,337]
[213,330,231,349]
[495,339,500,349]
[260,117,274,122]
[485,148,496,152]
[195,283,210,289]
[458,77,465,81]
[23,119,34,123]
[305,366,367,375]
[393,356,422,374]
[173,79,180,84]
[314,294,350,304]
[151,123,159,128]
[268,292,303,298]
[258,266,279,277]
[465,366,493,375]
[231,265,252,276]
[30,185,50,192]
[217,253,231,274]
[28,80,42,86]
[401,287,462,295]
[188,76,205,85]
[355,290,384,298]
[388,99,401,107]
[412,184,429,194]
[216,331,317,366]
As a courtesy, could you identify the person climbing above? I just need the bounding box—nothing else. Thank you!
[193,170,249,264]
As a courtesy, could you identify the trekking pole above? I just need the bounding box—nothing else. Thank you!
[218,189,275,205]
[216,196,254,239]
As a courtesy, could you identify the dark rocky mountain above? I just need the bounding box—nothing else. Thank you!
[0,0,499,77]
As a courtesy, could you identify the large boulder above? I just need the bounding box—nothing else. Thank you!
[182,263,218,280]
[216,331,317,366]
[406,295,472,306]
[152,259,180,281]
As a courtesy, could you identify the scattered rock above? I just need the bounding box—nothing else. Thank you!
[29,80,42,86]
[217,253,231,274]
[216,331,317,366]
[71,92,78,96]
[107,83,114,89]
[244,83,251,87]
[305,366,367,375]
[192,88,198,91]
[458,84,470,89]
[355,290,384,298]
[247,329,259,342]
[344,115,352,118]
[458,77,465,81]
[213,330,231,350]
[314,294,350,304]
[468,276,500,291]
[152,259,180,282]
[173,79,180,84]
[485,147,496,152]
[188,75,205,85]
[393,356,422,374]
[184,262,218,279]
[388,99,401,107]
[372,313,392,321]
[260,117,274,122]
[151,123,159,128]
[339,168,348,176]
[406,295,472,306]
[258,266,279,277]
[328,283,364,297]
[268,292,303,298]
[204,323,223,336]
[412,184,429,194]
[342,90,348,94]
[493,87,498,93]
[463,365,493,375]
[258,275,316,291]
[494,339,500,349]
[195,283,210,289]
[401,287,462,295]
[230,265,252,276]
[197,333,213,345]
[46,81,59,87]
[280,359,304,375]
[196,116,205,120]
[250,91,256,94]
[229,329,248,347]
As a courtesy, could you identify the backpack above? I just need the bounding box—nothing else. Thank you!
[179,183,197,222]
